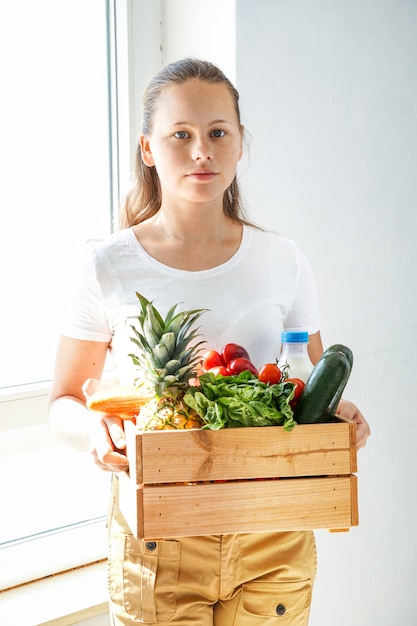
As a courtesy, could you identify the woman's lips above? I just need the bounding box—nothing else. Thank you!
[187,169,217,181]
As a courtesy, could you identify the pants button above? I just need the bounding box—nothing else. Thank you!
[276,604,286,616]
[145,541,157,551]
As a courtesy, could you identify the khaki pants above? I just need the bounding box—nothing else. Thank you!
[108,475,317,626]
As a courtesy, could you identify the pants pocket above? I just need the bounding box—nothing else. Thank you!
[108,534,181,624]
[242,579,313,625]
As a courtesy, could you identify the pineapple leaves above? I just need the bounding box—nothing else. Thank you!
[129,293,208,394]
[142,318,161,349]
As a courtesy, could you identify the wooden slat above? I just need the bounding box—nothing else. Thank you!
[117,471,144,539]
[137,476,357,539]
[350,474,359,526]
[133,423,355,483]
[125,420,142,484]
[120,422,359,539]
[349,422,358,473]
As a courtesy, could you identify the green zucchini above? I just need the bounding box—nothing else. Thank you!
[293,347,352,424]
[321,343,353,369]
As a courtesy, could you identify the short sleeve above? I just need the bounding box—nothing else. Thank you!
[284,247,321,334]
[61,241,112,343]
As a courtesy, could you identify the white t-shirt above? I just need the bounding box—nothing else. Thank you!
[63,225,320,384]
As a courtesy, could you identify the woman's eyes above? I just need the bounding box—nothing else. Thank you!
[173,129,226,139]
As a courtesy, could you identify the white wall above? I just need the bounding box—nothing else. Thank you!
[160,0,236,81]
[235,1,417,625]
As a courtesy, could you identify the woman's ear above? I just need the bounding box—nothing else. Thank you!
[139,135,155,167]
[238,124,245,161]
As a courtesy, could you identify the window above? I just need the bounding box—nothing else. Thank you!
[0,0,112,390]
[0,0,163,591]
[0,0,236,591]
[0,0,113,590]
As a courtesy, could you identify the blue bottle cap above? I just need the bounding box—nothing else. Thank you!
[281,331,309,343]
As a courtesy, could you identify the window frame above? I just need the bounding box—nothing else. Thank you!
[0,0,161,590]
[0,384,111,591]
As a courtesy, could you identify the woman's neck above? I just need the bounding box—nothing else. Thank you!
[133,208,243,271]
[149,206,237,245]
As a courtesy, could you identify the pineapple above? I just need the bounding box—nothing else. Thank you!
[129,293,207,430]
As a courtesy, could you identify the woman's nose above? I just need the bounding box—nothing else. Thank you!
[192,137,213,161]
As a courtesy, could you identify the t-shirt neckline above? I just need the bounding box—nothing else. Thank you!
[127,223,251,275]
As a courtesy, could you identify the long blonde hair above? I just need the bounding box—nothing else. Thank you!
[119,58,249,229]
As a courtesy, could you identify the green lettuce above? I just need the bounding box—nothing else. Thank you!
[183,371,296,431]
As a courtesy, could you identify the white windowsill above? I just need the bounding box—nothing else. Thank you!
[0,561,109,626]
[0,380,52,403]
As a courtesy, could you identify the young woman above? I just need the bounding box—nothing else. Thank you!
[49,58,370,625]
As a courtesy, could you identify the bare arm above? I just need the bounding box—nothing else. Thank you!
[307,330,324,364]
[48,336,129,471]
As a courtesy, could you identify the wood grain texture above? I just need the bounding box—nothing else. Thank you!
[120,422,358,538]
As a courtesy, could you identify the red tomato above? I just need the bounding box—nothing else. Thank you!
[228,357,258,376]
[286,378,305,405]
[208,365,231,377]
[221,343,250,364]
[258,363,282,385]
[203,350,225,371]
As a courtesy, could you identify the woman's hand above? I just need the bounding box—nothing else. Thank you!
[337,399,370,450]
[90,414,129,473]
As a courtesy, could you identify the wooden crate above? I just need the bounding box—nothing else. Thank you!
[118,421,358,539]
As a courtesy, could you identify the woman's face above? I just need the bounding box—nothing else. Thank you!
[140,79,243,209]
